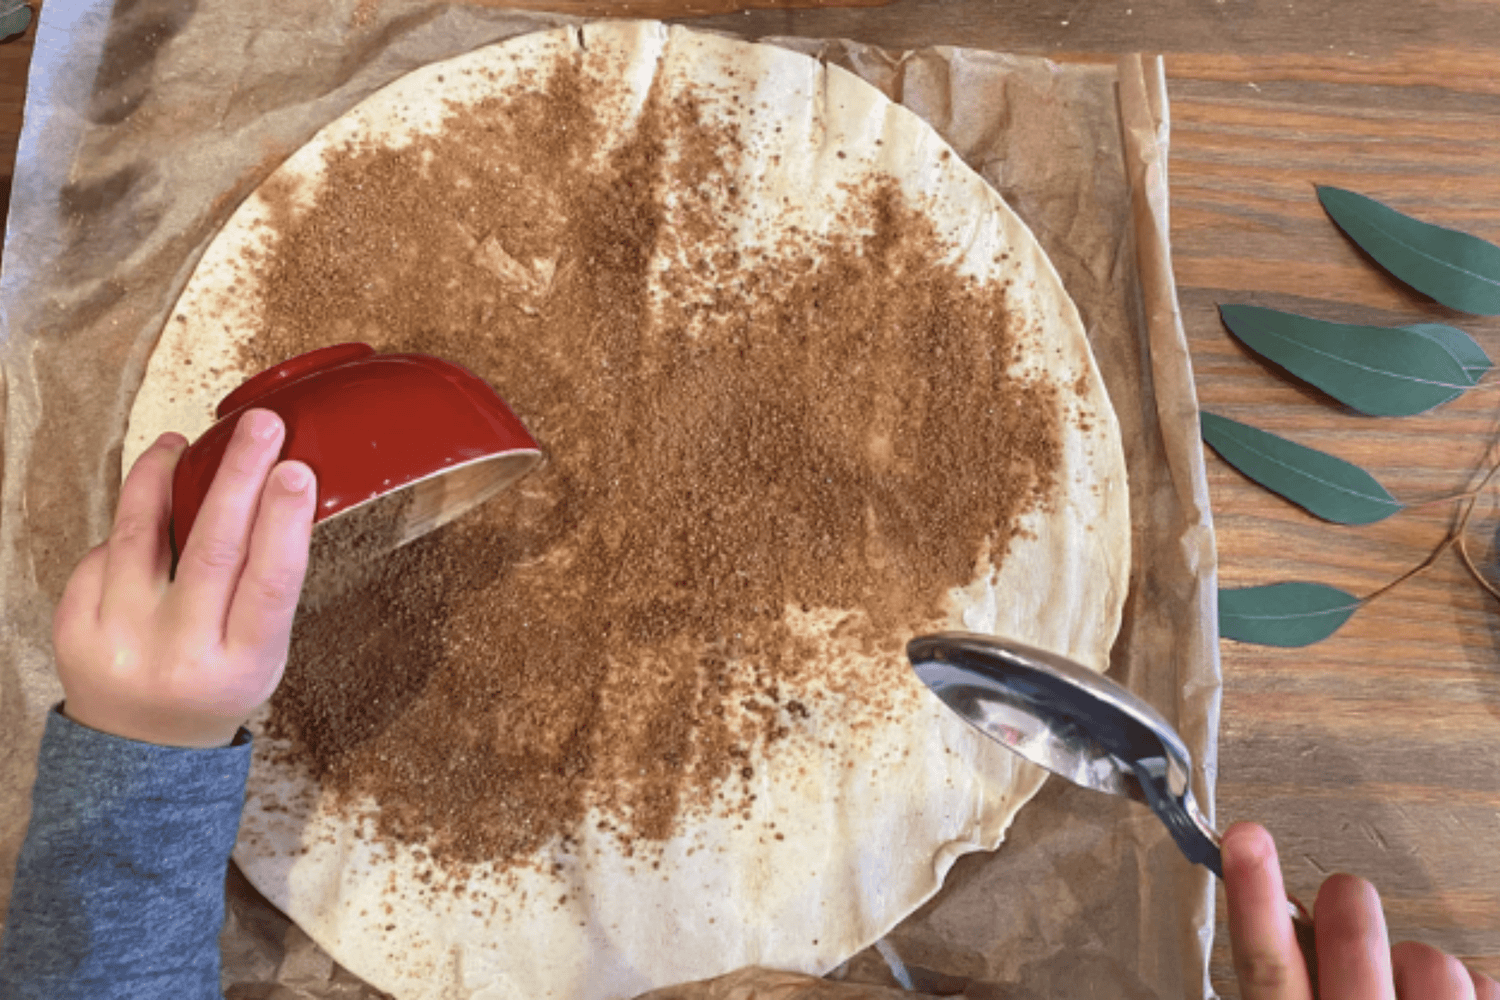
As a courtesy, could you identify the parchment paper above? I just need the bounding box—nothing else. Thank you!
[0,1,1221,997]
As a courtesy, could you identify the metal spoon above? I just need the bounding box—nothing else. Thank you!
[907,631,1318,986]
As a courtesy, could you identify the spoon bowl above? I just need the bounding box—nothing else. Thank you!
[907,631,1220,873]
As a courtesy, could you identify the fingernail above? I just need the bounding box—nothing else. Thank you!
[156,431,188,452]
[278,463,312,492]
[242,409,282,442]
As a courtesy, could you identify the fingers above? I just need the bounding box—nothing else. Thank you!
[224,460,315,678]
[1392,941,1476,1000]
[1225,823,1487,1000]
[1316,873,1396,1000]
[173,409,285,634]
[100,432,188,619]
[1223,822,1315,1000]
[1473,968,1500,1000]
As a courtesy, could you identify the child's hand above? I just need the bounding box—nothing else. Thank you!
[53,409,316,749]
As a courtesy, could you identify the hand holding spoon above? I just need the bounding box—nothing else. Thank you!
[907,631,1318,991]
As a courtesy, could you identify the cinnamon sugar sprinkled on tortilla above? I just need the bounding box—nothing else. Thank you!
[240,51,1062,875]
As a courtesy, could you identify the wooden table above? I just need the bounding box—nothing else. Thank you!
[3,2,1497,995]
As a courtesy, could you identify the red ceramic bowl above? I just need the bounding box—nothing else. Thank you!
[170,343,542,552]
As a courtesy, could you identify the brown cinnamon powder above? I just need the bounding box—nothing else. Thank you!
[235,49,1064,876]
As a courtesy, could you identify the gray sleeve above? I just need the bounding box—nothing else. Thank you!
[0,703,252,1000]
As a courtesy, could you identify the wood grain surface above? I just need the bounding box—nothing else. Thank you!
[3,2,1497,997]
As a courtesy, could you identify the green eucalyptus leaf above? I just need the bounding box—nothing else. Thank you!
[1200,411,1403,525]
[1317,185,1500,315]
[1403,323,1491,385]
[0,1,29,39]
[1219,582,1361,647]
[1218,304,1488,415]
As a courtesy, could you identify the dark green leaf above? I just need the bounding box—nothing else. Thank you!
[1219,304,1488,415]
[1200,411,1403,525]
[1219,582,1361,647]
[1403,323,1491,385]
[1317,185,1500,315]
[0,2,29,39]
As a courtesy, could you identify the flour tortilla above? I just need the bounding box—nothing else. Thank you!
[125,21,1130,1000]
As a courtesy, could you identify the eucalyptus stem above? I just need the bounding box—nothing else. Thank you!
[1400,490,1479,511]
[1364,436,1500,606]
[1453,445,1500,602]
[1360,535,1454,605]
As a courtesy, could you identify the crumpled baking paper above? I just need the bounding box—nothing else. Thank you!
[0,2,1219,997]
